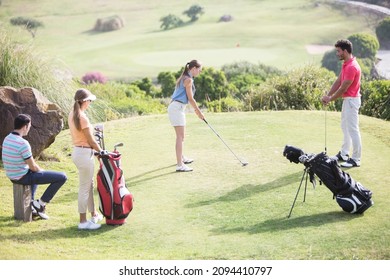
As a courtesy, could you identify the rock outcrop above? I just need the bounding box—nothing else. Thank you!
[0,86,63,159]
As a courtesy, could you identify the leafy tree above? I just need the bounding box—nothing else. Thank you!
[195,67,231,104]
[221,61,282,97]
[321,49,341,75]
[157,71,176,98]
[131,77,159,97]
[10,16,43,38]
[348,33,379,59]
[242,65,336,111]
[183,5,204,22]
[160,14,183,30]
[321,33,379,79]
[376,17,390,49]
[221,61,281,81]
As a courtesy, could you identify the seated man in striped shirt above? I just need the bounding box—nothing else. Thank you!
[1,114,67,220]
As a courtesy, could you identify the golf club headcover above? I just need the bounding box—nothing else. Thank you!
[283,145,305,164]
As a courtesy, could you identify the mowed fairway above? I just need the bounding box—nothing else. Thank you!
[0,0,380,79]
[0,111,389,259]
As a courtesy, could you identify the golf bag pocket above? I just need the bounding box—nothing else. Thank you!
[336,182,373,214]
[113,185,134,219]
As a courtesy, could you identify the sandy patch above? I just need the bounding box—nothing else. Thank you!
[305,44,333,54]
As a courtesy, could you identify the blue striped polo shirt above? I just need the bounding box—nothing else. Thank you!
[1,132,32,180]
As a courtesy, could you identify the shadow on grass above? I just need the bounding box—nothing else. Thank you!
[128,164,176,186]
[0,217,124,241]
[211,211,362,235]
[186,171,304,208]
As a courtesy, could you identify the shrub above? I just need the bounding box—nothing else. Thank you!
[361,79,390,120]
[206,96,244,113]
[221,61,282,81]
[221,61,282,98]
[131,77,159,98]
[376,17,390,49]
[157,71,176,98]
[347,33,379,59]
[242,65,337,111]
[321,49,341,75]
[195,67,232,104]
[82,71,107,84]
[85,81,166,118]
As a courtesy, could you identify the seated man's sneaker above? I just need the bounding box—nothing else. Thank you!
[176,164,193,172]
[341,158,360,168]
[31,204,39,217]
[78,220,102,230]
[31,200,49,220]
[335,151,349,162]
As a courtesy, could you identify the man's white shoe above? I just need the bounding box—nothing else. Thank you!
[176,164,193,172]
[341,158,360,168]
[91,213,103,224]
[78,220,101,230]
[335,151,349,162]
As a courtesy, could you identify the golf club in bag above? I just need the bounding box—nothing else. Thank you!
[94,125,134,225]
[203,119,248,166]
[283,145,373,217]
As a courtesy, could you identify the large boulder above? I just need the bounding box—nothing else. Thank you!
[94,15,125,32]
[0,86,63,159]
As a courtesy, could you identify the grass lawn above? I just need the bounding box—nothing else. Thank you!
[0,0,381,79]
[0,111,389,260]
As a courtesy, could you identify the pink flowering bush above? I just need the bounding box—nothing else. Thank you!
[81,71,107,84]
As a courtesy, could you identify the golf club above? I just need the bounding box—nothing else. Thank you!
[203,119,248,166]
[94,124,105,149]
[324,106,327,154]
[114,142,124,152]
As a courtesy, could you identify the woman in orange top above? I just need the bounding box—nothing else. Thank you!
[68,88,104,230]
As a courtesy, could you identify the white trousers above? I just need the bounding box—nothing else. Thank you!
[72,147,96,213]
[341,97,362,161]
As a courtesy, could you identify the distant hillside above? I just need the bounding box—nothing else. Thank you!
[0,0,385,80]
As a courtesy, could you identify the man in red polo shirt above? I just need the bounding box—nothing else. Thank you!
[322,39,362,168]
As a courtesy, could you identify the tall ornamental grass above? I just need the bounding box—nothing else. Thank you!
[0,29,76,121]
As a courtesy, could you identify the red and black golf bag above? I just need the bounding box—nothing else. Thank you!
[97,148,134,225]
[94,125,134,225]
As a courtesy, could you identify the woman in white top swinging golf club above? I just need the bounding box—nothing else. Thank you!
[168,60,205,172]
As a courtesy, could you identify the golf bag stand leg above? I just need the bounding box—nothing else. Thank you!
[288,167,309,218]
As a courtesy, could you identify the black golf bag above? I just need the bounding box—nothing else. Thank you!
[283,145,373,214]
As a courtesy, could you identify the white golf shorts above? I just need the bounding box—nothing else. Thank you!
[168,101,187,126]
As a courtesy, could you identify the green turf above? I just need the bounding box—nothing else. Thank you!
[0,0,381,79]
[0,111,389,259]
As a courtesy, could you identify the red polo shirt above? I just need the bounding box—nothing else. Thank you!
[341,56,361,98]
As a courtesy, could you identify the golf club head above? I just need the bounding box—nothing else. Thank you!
[242,162,248,167]
[94,124,104,132]
[114,142,124,150]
